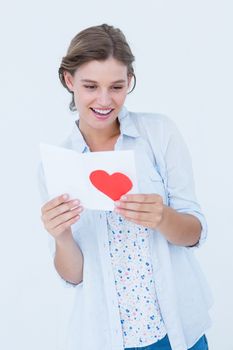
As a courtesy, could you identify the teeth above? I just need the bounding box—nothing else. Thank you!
[92,108,112,115]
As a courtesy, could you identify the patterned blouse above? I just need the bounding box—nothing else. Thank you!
[106,211,167,348]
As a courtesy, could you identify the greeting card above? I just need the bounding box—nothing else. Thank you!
[40,143,138,210]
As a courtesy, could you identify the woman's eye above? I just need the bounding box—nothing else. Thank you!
[84,85,96,89]
[83,85,124,90]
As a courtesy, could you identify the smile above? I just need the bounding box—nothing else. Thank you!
[90,107,114,121]
[90,107,114,116]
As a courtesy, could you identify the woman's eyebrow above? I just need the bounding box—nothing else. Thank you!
[80,79,126,84]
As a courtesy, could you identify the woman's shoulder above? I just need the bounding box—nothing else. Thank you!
[59,123,79,150]
[129,110,168,120]
[128,110,178,137]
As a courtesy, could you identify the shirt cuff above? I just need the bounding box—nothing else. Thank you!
[184,211,208,249]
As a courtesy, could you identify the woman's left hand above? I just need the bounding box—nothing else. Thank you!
[114,194,164,229]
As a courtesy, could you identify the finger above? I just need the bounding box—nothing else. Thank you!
[117,208,155,223]
[41,194,70,214]
[44,199,81,221]
[51,214,81,236]
[115,201,155,213]
[47,206,83,230]
[120,194,162,204]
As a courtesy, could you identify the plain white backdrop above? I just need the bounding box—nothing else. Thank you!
[0,1,232,349]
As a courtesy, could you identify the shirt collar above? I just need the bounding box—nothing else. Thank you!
[70,105,140,153]
[118,106,140,138]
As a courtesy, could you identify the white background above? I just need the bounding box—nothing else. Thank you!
[0,1,232,349]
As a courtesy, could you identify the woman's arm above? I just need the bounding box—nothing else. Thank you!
[40,193,84,285]
[114,194,202,247]
[157,205,201,246]
[54,230,84,285]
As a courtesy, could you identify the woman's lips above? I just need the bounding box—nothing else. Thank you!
[90,107,114,120]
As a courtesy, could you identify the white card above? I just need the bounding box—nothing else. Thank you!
[40,143,138,210]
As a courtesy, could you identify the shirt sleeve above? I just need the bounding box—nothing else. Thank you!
[37,162,81,287]
[162,118,208,248]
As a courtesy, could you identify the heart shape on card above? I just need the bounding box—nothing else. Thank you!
[89,170,133,201]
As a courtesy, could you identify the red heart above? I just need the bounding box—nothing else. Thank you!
[89,170,133,201]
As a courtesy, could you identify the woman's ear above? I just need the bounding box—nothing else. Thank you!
[127,74,135,94]
[127,74,132,89]
[63,71,74,92]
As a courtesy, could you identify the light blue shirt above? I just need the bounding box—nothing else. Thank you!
[38,106,213,350]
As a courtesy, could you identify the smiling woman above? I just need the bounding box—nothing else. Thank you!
[63,57,131,141]
[38,24,212,350]
[58,24,136,112]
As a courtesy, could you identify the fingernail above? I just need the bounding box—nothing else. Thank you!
[63,194,69,199]
[120,195,127,200]
[114,201,120,206]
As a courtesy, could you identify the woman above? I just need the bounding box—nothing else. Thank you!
[38,24,213,350]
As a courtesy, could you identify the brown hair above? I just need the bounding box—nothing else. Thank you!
[58,23,136,111]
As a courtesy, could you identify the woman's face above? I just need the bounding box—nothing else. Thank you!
[64,57,132,133]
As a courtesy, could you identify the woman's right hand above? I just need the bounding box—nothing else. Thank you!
[40,194,83,240]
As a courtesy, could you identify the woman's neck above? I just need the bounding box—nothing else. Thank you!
[78,119,120,151]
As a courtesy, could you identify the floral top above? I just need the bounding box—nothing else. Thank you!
[106,211,167,348]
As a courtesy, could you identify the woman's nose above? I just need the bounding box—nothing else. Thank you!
[96,90,112,106]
